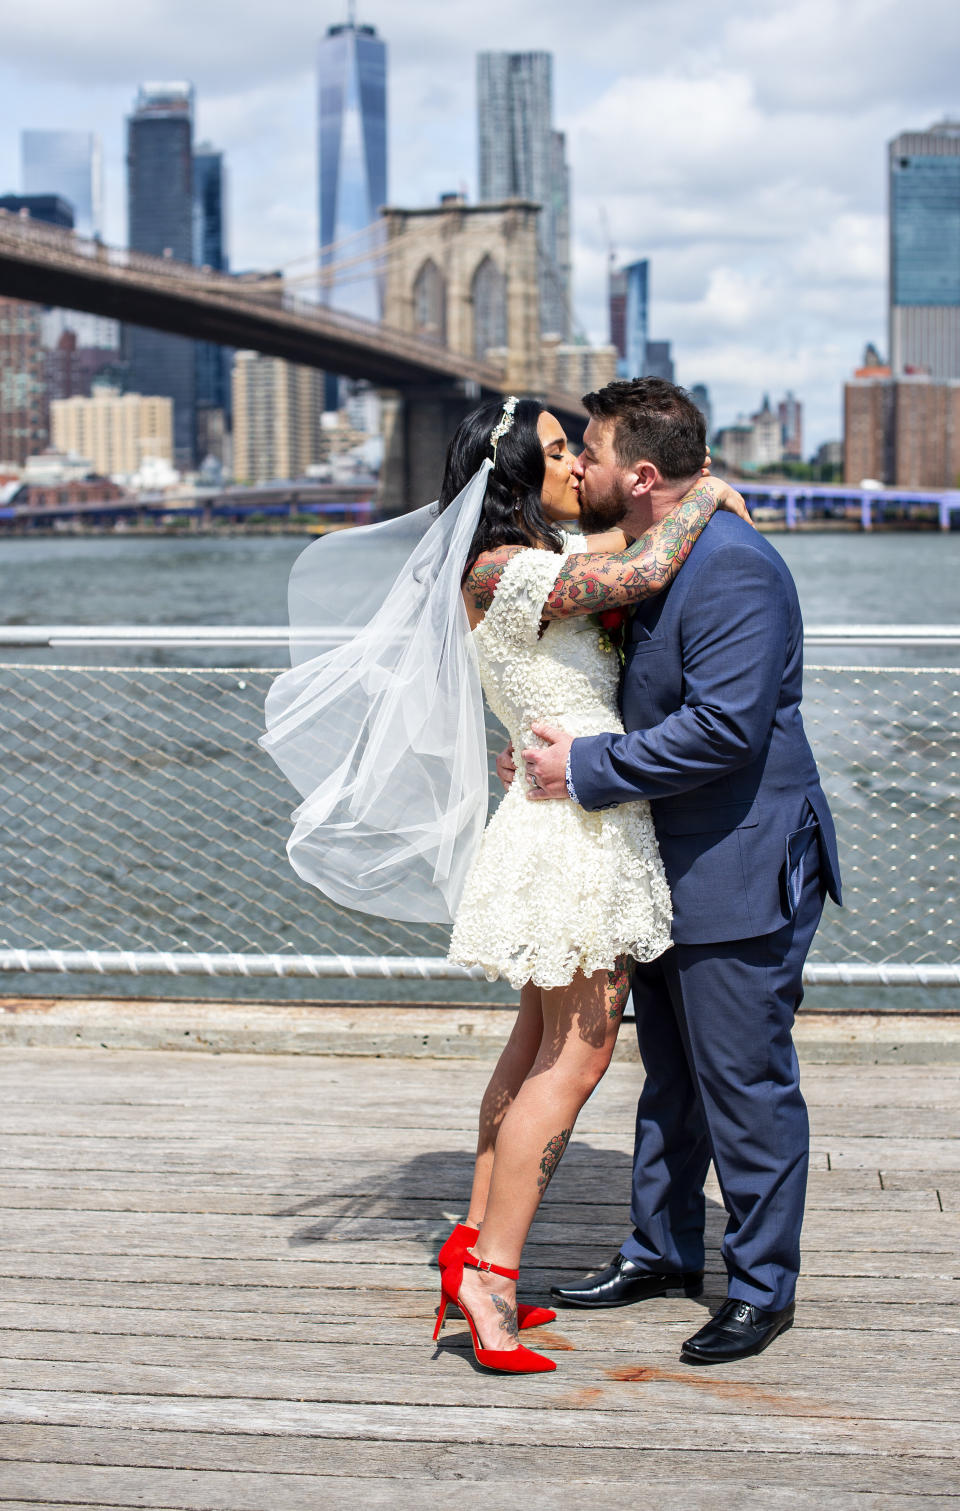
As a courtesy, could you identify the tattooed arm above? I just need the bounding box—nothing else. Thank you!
[461,479,748,628]
[543,480,723,620]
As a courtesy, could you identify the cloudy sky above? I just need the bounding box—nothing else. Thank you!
[3,0,958,450]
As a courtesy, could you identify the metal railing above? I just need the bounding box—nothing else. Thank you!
[0,628,958,989]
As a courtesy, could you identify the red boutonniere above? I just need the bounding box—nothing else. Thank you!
[590,607,630,664]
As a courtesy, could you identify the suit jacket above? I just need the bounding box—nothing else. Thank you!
[569,511,842,945]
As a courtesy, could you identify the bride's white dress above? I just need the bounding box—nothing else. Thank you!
[447,544,673,990]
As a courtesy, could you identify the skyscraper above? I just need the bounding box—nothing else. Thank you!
[21,131,103,237]
[126,83,196,466]
[193,145,229,449]
[317,15,387,410]
[621,259,649,378]
[318,16,387,324]
[889,120,960,379]
[19,132,119,351]
[778,391,803,459]
[477,51,571,337]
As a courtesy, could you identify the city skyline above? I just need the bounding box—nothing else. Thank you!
[1,0,959,451]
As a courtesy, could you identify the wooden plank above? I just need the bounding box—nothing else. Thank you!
[2,1390,955,1454]
[2,1335,958,1400]
[2,1426,955,1496]
[1,1461,958,1511]
[1,1208,955,1256]
[3,1300,959,1343]
[0,1251,955,1290]
[1,1044,957,1509]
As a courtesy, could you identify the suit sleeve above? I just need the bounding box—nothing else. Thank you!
[569,544,790,809]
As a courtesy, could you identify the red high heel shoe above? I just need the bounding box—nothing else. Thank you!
[438,1223,556,1330]
[433,1249,556,1374]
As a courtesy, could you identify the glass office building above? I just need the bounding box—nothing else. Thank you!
[126,84,197,466]
[193,146,229,428]
[477,51,571,337]
[20,131,119,353]
[21,130,102,238]
[622,258,649,379]
[318,19,387,323]
[317,17,387,409]
[889,120,960,379]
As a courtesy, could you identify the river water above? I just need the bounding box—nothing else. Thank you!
[1,528,958,1010]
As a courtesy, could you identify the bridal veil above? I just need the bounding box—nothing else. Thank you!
[260,462,492,924]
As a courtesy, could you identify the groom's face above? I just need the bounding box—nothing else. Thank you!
[575,418,636,532]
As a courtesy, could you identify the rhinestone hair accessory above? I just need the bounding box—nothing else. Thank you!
[489,395,519,461]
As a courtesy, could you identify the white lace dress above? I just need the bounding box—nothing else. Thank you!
[447,546,673,991]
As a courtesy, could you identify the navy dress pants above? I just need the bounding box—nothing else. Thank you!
[621,850,825,1312]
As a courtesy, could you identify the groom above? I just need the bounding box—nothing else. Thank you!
[522,378,842,1364]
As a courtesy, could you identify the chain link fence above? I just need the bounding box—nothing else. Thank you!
[0,660,957,990]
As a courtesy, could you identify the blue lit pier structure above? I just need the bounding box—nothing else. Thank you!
[737,481,960,531]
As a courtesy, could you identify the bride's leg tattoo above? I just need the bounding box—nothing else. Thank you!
[491,1294,519,1340]
[606,957,633,1020]
[538,1127,572,1191]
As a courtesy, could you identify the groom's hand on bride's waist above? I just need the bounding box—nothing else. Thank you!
[524,725,575,801]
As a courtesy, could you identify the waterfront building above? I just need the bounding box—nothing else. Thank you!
[20,130,102,237]
[608,266,627,361]
[750,395,783,468]
[231,351,324,485]
[193,143,229,458]
[0,194,74,229]
[126,83,197,467]
[541,338,618,396]
[844,371,960,487]
[644,340,675,384]
[713,422,754,471]
[889,120,960,380]
[778,391,804,459]
[3,191,119,357]
[50,388,174,479]
[0,298,48,466]
[608,258,649,378]
[714,396,784,473]
[690,383,713,438]
[477,51,571,337]
[45,329,126,403]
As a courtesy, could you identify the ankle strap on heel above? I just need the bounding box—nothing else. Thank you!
[464,1251,519,1281]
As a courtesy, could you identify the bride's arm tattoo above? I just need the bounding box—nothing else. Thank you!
[543,484,718,619]
[462,545,523,615]
[537,1127,572,1191]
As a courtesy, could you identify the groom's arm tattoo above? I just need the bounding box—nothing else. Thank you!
[544,486,718,618]
[463,545,524,615]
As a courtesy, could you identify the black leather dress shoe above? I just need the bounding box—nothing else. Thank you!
[680,1298,795,1364]
[550,1254,704,1309]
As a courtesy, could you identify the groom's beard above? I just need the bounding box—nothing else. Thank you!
[578,487,630,534]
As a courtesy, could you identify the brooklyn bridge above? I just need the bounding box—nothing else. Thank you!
[0,202,593,509]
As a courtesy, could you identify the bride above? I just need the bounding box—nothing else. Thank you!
[262,394,747,1375]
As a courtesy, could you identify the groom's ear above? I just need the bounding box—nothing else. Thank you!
[628,461,659,498]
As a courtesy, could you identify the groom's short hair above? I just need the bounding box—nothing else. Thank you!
[582,378,707,480]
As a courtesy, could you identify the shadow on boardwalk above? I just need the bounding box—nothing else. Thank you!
[0,1043,957,1508]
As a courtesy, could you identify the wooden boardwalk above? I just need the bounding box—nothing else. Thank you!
[0,1042,958,1509]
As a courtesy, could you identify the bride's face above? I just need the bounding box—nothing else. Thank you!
[536,411,581,523]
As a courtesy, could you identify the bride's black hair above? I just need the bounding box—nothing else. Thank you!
[437,397,565,568]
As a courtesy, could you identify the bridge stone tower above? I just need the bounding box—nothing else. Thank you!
[379,197,542,512]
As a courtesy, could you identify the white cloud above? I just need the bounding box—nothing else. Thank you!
[1,0,958,450]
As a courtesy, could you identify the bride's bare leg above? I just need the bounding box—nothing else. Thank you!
[458,960,631,1350]
[465,982,544,1228]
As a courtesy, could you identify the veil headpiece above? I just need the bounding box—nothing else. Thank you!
[260,462,492,925]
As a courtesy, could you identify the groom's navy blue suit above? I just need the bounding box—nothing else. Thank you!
[569,511,841,1311]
